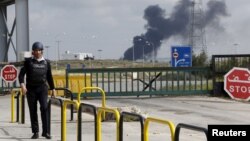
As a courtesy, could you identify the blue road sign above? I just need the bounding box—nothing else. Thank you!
[171,46,192,67]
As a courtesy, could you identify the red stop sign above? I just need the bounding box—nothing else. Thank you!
[1,65,18,82]
[224,67,250,101]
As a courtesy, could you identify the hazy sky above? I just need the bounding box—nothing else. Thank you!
[6,0,250,60]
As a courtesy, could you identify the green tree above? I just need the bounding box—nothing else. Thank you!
[192,50,208,67]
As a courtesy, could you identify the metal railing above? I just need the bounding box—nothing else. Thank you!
[211,54,250,95]
[48,88,75,136]
[6,84,212,141]
[175,123,208,141]
[66,67,212,97]
[10,88,25,124]
[119,112,145,141]
[144,117,175,141]
[78,103,97,141]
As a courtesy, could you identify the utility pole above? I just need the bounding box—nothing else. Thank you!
[45,46,50,59]
[98,49,102,59]
[189,0,207,54]
[133,45,135,66]
[56,40,61,60]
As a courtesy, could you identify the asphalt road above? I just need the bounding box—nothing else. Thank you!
[0,94,250,141]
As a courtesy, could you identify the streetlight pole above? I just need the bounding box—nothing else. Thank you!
[137,38,144,67]
[45,46,50,59]
[56,40,61,60]
[55,32,66,61]
[145,41,156,67]
[233,43,239,54]
[133,46,135,66]
[98,49,102,60]
[152,42,155,67]
[143,44,145,67]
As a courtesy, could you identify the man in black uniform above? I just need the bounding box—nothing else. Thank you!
[19,42,56,139]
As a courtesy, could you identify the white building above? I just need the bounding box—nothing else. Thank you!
[61,51,94,60]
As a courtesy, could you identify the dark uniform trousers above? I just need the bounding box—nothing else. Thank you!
[26,84,49,134]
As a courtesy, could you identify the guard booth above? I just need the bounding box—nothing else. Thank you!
[211,54,250,96]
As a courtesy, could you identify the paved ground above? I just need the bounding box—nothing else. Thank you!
[0,94,250,141]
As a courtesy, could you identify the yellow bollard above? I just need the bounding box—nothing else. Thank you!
[62,100,79,141]
[78,87,106,120]
[96,107,120,141]
[10,90,16,123]
[10,88,21,123]
[77,87,106,104]
[144,117,175,141]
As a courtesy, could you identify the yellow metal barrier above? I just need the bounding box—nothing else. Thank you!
[53,74,91,96]
[62,100,79,141]
[10,88,21,123]
[11,90,16,122]
[78,87,106,120]
[144,117,175,141]
[97,107,120,141]
[77,87,106,104]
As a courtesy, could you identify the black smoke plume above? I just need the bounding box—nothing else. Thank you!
[123,0,228,60]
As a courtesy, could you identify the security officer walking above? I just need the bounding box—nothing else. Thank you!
[19,42,56,139]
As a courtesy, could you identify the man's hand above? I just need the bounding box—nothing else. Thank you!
[51,89,57,97]
[20,83,27,95]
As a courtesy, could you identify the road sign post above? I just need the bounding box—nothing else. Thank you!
[1,65,18,83]
[224,67,250,101]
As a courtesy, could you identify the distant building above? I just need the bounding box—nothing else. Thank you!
[61,51,94,60]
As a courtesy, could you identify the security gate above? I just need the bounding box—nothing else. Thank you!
[66,67,212,97]
[211,54,250,96]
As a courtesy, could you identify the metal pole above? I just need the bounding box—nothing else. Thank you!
[56,40,61,60]
[55,32,66,61]
[152,43,155,67]
[15,0,30,61]
[45,46,49,59]
[47,47,49,59]
[133,46,135,66]
[0,6,8,62]
[98,49,102,59]
[21,95,25,124]
[233,43,238,54]
[143,45,144,67]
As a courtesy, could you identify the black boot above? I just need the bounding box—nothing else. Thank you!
[31,133,39,139]
[42,133,51,139]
